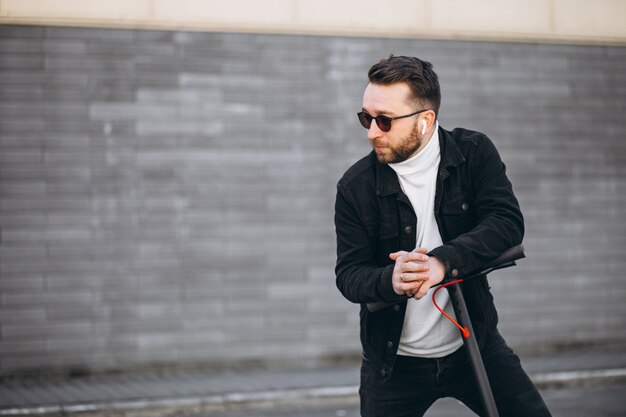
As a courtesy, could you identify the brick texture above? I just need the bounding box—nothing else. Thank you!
[1,25,625,375]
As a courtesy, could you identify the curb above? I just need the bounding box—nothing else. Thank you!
[531,368,626,387]
[0,386,358,416]
[2,368,625,416]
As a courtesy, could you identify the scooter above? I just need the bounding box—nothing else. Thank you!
[366,245,526,417]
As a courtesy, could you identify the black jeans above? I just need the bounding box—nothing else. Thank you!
[360,331,551,417]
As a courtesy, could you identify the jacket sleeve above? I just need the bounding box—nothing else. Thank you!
[429,136,525,281]
[334,184,406,304]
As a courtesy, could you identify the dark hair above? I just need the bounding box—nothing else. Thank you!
[368,55,441,117]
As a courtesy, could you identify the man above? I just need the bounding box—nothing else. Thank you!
[334,56,551,417]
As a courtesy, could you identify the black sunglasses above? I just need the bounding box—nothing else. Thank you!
[357,109,428,132]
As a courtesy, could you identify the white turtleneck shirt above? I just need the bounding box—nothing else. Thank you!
[388,124,464,358]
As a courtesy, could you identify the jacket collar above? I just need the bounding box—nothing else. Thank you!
[374,126,465,196]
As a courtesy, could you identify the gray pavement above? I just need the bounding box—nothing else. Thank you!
[1,346,625,416]
[174,382,626,417]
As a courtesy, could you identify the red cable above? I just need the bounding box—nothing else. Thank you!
[432,279,470,339]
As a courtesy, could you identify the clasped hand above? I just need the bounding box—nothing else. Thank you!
[390,248,446,300]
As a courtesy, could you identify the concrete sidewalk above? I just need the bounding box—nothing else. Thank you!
[1,346,625,416]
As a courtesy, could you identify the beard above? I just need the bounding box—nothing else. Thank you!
[373,125,422,164]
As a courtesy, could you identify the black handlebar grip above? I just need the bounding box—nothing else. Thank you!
[477,244,525,273]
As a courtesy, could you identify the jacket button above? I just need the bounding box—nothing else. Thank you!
[403,226,412,234]
[461,202,469,211]
[392,304,400,312]
[387,341,394,349]
[451,268,459,278]
[380,369,388,377]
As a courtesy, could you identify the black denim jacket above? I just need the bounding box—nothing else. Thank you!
[334,126,524,379]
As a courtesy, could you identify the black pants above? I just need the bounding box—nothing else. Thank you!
[360,331,552,417]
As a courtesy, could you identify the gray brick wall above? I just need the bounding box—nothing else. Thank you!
[1,25,625,375]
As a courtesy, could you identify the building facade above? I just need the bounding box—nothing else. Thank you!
[1,1,625,375]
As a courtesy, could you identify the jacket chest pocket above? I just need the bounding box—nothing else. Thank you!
[364,216,399,264]
[379,217,398,240]
[442,192,471,214]
[378,219,399,264]
[440,191,474,237]
[363,215,398,239]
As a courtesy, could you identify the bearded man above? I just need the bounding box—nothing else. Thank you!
[334,55,551,417]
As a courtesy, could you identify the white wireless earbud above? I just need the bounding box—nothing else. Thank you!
[421,120,427,135]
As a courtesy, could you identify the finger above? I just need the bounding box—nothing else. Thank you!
[405,252,429,263]
[398,281,422,293]
[389,251,409,261]
[400,272,430,283]
[412,247,429,254]
[403,262,430,273]
[414,282,432,300]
